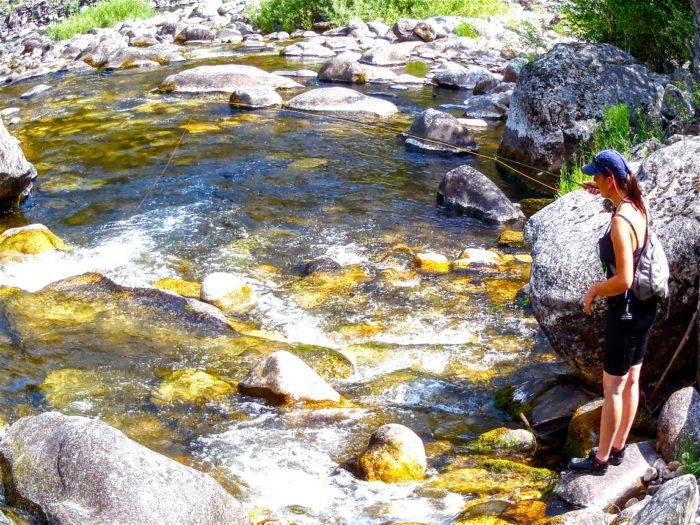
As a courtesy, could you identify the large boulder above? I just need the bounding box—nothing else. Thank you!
[352,424,426,482]
[402,108,477,154]
[432,62,500,91]
[657,387,700,462]
[238,350,341,404]
[628,474,698,525]
[0,412,248,524]
[694,0,700,81]
[0,116,36,207]
[159,65,302,94]
[498,43,664,174]
[437,165,525,224]
[359,42,418,66]
[318,55,368,83]
[78,31,127,67]
[524,138,700,389]
[554,441,660,510]
[284,87,398,116]
[104,44,184,70]
[229,87,282,109]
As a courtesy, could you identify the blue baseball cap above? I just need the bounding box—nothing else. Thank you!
[582,149,631,182]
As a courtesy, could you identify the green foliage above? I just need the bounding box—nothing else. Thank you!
[525,52,539,64]
[677,436,700,477]
[453,21,479,39]
[511,20,543,49]
[557,103,662,197]
[405,60,430,76]
[47,0,154,40]
[561,0,695,70]
[247,0,333,33]
[249,0,507,32]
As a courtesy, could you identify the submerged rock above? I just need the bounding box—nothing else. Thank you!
[498,230,525,248]
[0,412,248,524]
[0,224,68,257]
[353,424,426,482]
[282,41,335,58]
[524,138,700,389]
[19,83,51,99]
[437,165,524,224]
[153,369,235,405]
[239,350,341,404]
[628,474,698,525]
[200,272,257,314]
[554,441,659,510]
[402,108,477,154]
[159,64,302,94]
[284,87,398,116]
[498,42,663,174]
[0,117,36,207]
[153,277,201,299]
[657,386,700,462]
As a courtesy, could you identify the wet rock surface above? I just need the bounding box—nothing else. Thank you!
[0,411,249,524]
[437,165,525,224]
[0,117,37,208]
[159,64,302,94]
[284,87,398,116]
[403,108,477,154]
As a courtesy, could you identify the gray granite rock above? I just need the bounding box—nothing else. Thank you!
[657,387,700,462]
[629,474,698,525]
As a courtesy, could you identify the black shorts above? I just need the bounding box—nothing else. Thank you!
[603,294,659,376]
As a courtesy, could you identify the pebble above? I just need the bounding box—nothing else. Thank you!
[642,466,658,482]
[0,107,19,117]
[667,460,681,471]
[624,497,639,508]
[646,482,661,496]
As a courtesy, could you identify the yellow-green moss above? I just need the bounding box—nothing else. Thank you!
[153,369,235,405]
[356,445,425,483]
[468,428,521,454]
[153,278,201,299]
[40,368,108,409]
[289,265,369,309]
[564,399,603,459]
[483,279,526,305]
[519,198,553,218]
[497,230,525,248]
[412,252,450,274]
[0,224,69,256]
[475,458,555,482]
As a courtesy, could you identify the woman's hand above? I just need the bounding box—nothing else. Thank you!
[582,181,600,195]
[583,283,599,314]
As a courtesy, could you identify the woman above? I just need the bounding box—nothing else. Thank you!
[567,149,659,475]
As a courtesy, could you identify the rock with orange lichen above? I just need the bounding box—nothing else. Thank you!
[351,424,427,483]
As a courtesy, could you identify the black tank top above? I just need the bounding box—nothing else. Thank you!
[598,201,643,279]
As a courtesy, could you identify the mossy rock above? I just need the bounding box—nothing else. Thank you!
[153,369,236,405]
[500,499,550,524]
[413,252,450,274]
[3,273,236,361]
[102,413,181,454]
[154,278,201,299]
[40,368,109,409]
[466,427,537,455]
[455,497,512,523]
[288,265,369,309]
[483,278,527,305]
[497,230,525,248]
[455,516,511,525]
[519,198,553,218]
[377,268,420,288]
[563,398,603,459]
[290,344,354,381]
[355,424,427,483]
[0,224,69,257]
[427,458,556,496]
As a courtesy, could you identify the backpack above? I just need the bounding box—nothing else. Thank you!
[630,215,670,300]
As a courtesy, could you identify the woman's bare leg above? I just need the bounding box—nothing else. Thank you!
[611,363,642,450]
[596,371,627,462]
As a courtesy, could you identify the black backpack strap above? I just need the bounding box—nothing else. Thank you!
[613,214,640,252]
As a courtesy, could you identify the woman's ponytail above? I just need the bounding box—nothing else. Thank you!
[624,174,647,218]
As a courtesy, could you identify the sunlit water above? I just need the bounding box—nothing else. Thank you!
[0,45,568,523]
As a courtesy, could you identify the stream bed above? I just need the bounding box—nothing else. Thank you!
[0,46,570,523]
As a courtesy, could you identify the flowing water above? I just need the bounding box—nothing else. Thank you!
[0,45,568,523]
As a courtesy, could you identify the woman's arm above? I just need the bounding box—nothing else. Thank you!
[583,216,634,313]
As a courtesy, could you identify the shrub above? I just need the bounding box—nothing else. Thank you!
[453,21,479,38]
[557,103,661,196]
[561,0,695,71]
[678,436,700,478]
[249,0,507,32]
[47,0,154,40]
[511,20,544,49]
